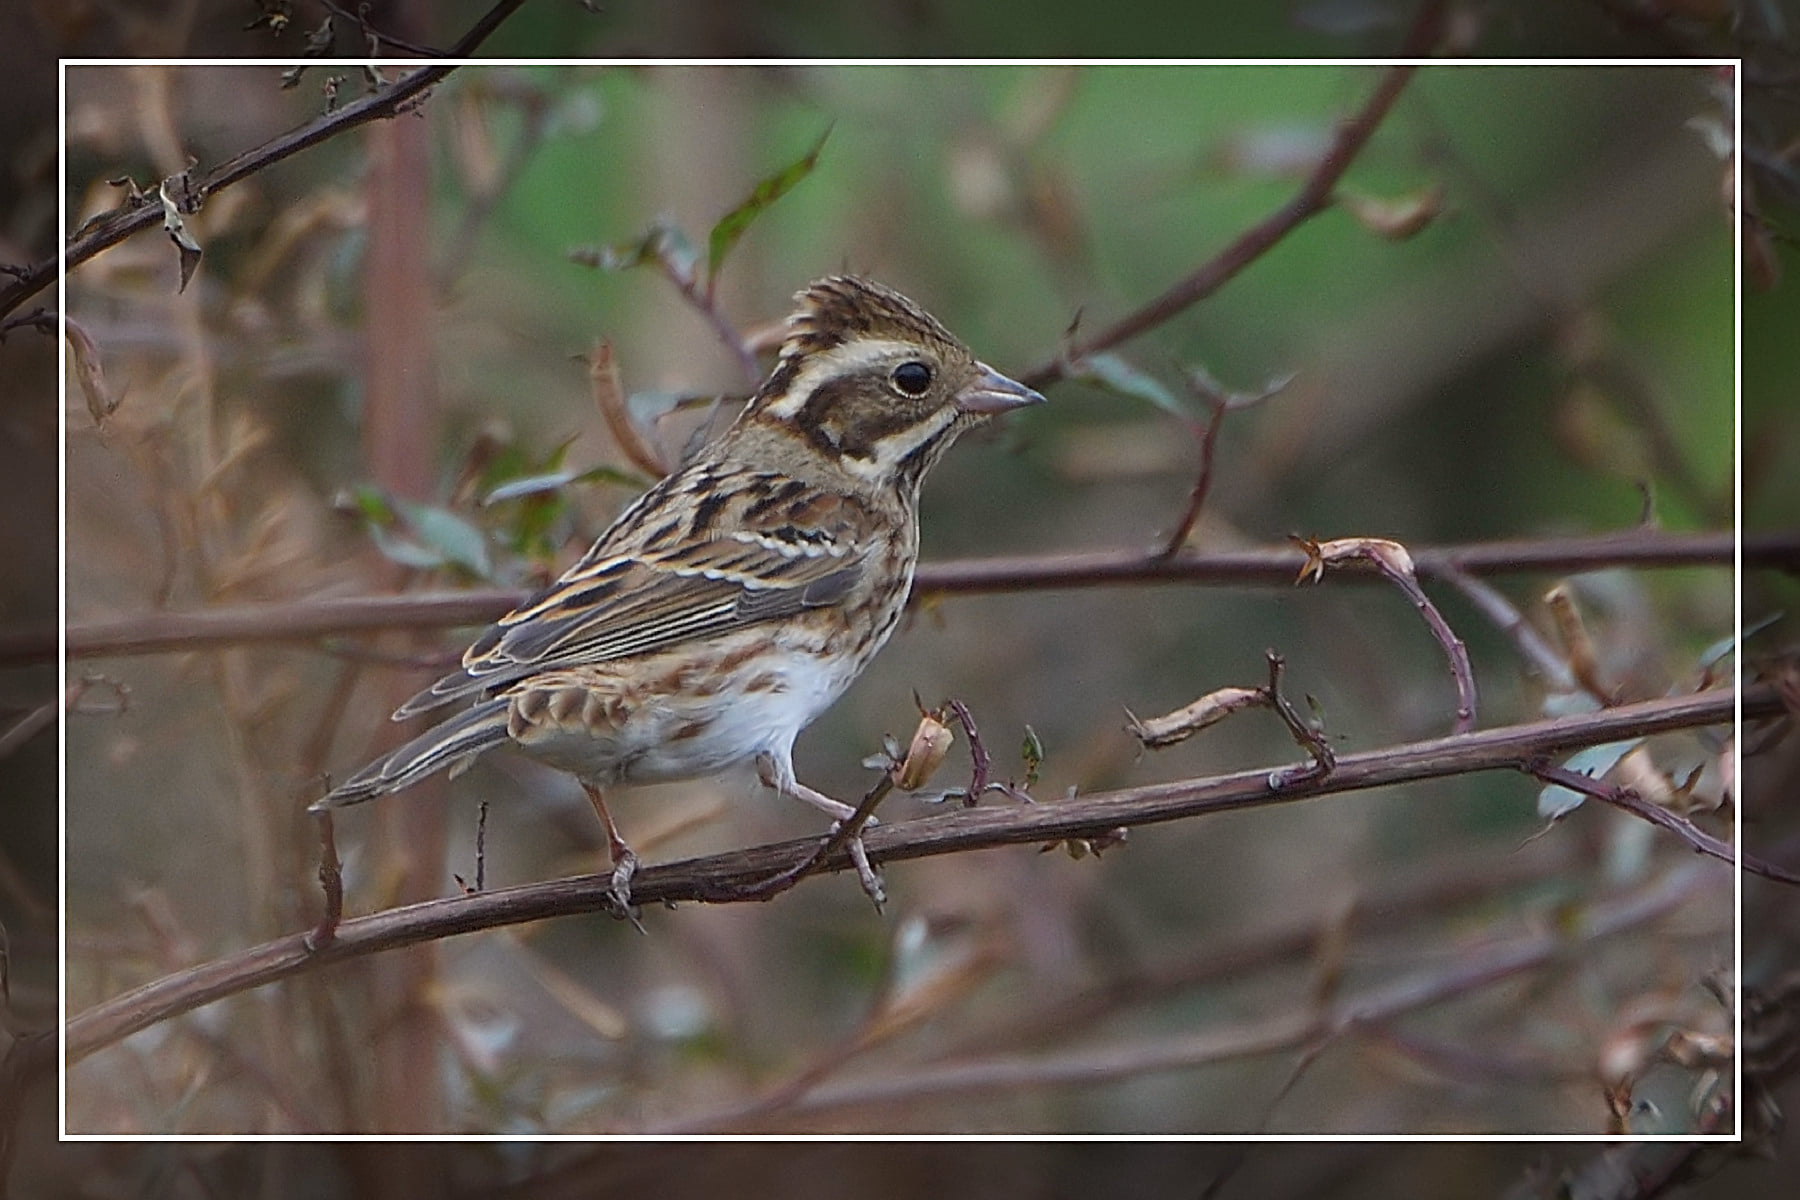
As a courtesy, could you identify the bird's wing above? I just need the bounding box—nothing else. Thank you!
[394,471,880,717]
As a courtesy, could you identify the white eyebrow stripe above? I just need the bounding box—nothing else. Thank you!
[761,338,923,419]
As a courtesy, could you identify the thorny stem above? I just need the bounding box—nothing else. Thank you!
[1527,759,1800,887]
[55,684,1774,1076]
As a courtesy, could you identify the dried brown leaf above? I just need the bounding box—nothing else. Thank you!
[1126,686,1265,749]
[65,316,118,428]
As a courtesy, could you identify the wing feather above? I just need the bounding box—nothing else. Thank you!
[395,471,878,718]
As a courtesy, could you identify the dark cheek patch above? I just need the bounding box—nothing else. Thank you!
[794,376,859,457]
[845,402,933,459]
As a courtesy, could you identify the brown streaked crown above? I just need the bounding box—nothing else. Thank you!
[776,276,965,364]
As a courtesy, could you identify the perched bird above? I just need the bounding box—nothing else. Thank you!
[315,276,1044,909]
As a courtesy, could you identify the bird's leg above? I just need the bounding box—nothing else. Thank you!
[756,754,885,909]
[581,781,639,916]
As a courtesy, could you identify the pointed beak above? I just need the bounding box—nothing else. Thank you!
[956,362,1046,416]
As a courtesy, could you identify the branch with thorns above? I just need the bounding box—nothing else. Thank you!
[49,683,1779,1082]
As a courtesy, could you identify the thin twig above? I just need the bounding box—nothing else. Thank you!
[942,843,1578,1061]
[27,529,1780,668]
[1528,758,1800,887]
[476,799,488,893]
[657,256,761,388]
[1158,392,1229,559]
[0,308,54,339]
[1263,651,1336,786]
[1019,2,1446,390]
[589,339,672,477]
[0,703,55,762]
[660,861,1715,1131]
[315,0,445,56]
[56,684,1769,1074]
[435,80,554,287]
[1435,565,1575,689]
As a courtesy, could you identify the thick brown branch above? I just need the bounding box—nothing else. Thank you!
[60,684,1768,1074]
[1,0,528,322]
[26,530,1780,668]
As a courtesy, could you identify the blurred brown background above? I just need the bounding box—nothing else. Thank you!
[6,1,1798,1196]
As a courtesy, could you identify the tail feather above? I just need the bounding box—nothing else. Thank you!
[313,698,512,811]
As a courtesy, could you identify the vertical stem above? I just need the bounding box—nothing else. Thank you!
[358,102,449,1137]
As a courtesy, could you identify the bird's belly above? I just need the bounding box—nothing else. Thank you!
[506,640,860,786]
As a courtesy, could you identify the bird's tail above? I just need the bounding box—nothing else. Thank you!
[312,698,512,811]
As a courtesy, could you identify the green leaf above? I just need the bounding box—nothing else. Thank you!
[1537,739,1642,820]
[1020,725,1044,790]
[705,125,831,287]
[1072,352,1187,417]
[394,498,492,579]
[504,493,566,562]
[542,433,579,473]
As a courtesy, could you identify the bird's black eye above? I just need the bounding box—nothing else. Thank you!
[890,360,933,397]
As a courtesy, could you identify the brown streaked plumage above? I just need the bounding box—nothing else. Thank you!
[316,276,1043,909]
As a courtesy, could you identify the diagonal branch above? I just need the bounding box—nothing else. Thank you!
[1529,759,1800,886]
[1020,1,1447,390]
[0,0,529,322]
[58,684,1772,1078]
